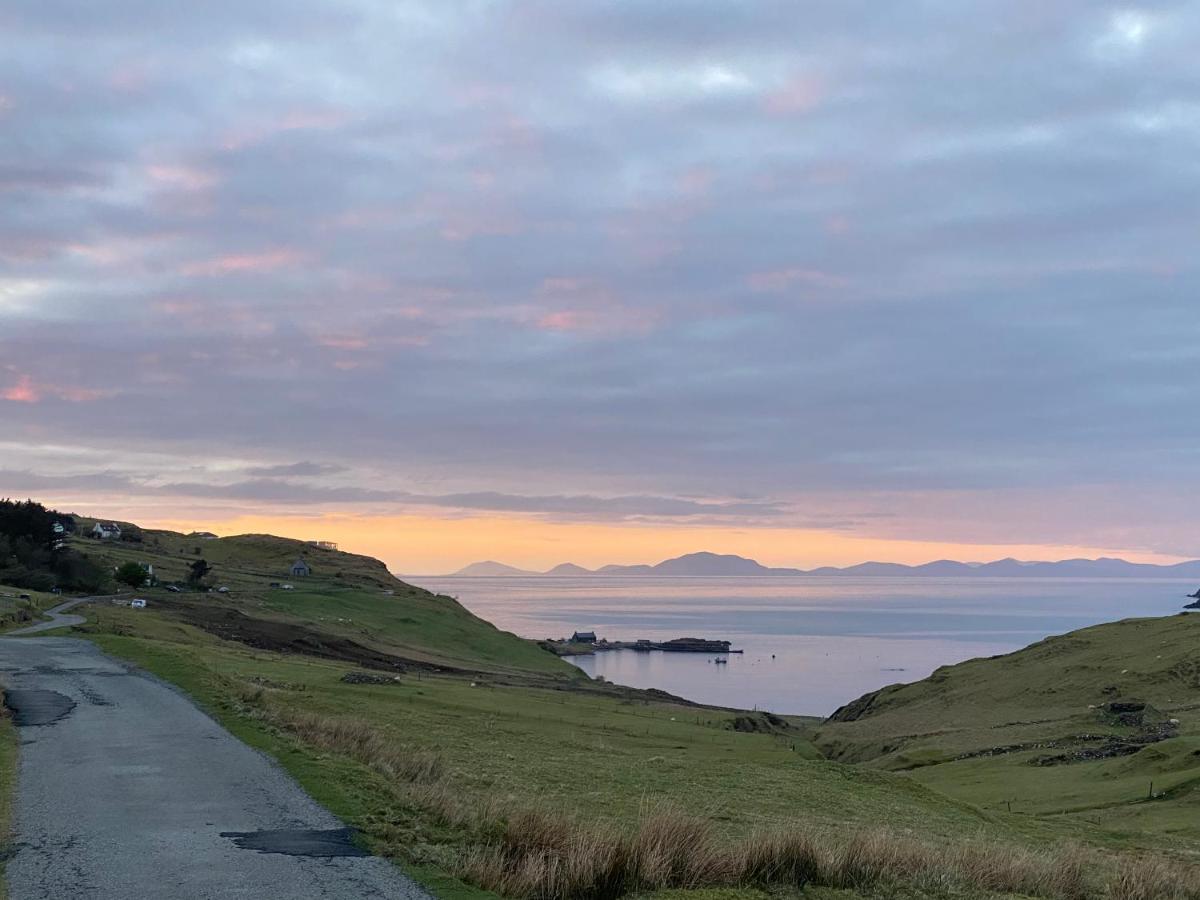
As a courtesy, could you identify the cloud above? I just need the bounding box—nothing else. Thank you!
[179,249,306,277]
[402,491,785,519]
[0,467,787,521]
[0,2,1198,556]
[2,372,110,404]
[243,461,348,477]
[746,268,848,292]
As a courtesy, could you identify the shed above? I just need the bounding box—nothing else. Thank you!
[290,558,312,577]
[571,631,597,643]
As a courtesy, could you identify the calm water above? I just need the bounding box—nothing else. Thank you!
[410,576,1192,716]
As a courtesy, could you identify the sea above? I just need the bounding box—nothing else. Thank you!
[408,576,1195,717]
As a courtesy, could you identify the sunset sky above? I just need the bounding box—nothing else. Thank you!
[2,2,1197,573]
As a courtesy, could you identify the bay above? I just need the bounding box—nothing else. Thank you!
[409,576,1193,716]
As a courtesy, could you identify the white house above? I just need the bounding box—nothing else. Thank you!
[92,522,122,540]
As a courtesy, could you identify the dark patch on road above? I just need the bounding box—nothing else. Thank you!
[4,689,77,726]
[77,685,112,707]
[220,827,369,857]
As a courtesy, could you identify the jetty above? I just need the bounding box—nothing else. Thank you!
[549,635,742,654]
[607,637,741,654]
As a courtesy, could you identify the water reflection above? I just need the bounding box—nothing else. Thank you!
[410,576,1188,716]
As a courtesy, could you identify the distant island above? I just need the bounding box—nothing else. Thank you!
[450,550,1200,579]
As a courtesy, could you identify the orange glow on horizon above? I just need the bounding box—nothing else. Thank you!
[131,510,1189,575]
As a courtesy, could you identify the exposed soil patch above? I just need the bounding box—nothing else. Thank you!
[730,712,792,734]
[340,671,402,685]
[220,827,368,858]
[1029,721,1179,766]
[4,688,76,726]
[162,599,750,712]
[827,688,884,723]
[172,604,419,674]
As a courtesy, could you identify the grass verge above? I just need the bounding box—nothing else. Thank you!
[0,689,16,900]
[71,607,1200,899]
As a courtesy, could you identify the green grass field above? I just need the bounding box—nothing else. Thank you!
[0,585,60,633]
[71,531,574,675]
[84,608,1093,900]
[12,525,1200,897]
[816,613,1200,845]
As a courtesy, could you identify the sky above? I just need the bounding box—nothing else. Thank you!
[1,2,1198,573]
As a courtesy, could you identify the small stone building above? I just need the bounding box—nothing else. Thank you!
[290,558,312,577]
[91,522,122,540]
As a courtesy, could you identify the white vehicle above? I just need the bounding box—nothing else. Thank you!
[130,598,147,609]
[217,586,230,593]
[281,583,294,590]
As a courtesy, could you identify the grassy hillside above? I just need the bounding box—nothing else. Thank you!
[78,605,1131,900]
[16,519,1200,897]
[70,529,571,676]
[816,613,1200,840]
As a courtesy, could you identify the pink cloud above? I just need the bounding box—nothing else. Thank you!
[318,335,370,350]
[439,213,523,242]
[539,277,587,294]
[109,62,155,94]
[180,248,305,277]
[2,375,39,403]
[221,108,350,150]
[747,268,848,292]
[278,109,348,131]
[677,167,715,198]
[146,163,219,192]
[764,75,824,116]
[824,214,851,235]
[2,373,109,404]
[535,308,657,335]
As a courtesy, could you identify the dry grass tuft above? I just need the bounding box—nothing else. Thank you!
[261,705,445,784]
[1105,854,1200,900]
[228,690,1200,900]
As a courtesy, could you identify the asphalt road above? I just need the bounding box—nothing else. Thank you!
[6,597,93,635]
[0,635,430,899]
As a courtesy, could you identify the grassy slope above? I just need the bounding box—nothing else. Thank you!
[0,586,60,633]
[816,613,1200,842]
[76,531,571,675]
[37,526,1200,897]
[84,607,1015,840]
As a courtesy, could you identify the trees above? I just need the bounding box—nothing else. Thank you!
[187,558,212,586]
[0,499,108,591]
[115,562,148,588]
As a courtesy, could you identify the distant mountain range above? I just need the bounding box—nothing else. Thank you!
[451,551,1200,579]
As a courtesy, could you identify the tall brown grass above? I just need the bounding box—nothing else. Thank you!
[233,685,1200,900]
[235,688,445,784]
[460,804,1200,900]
